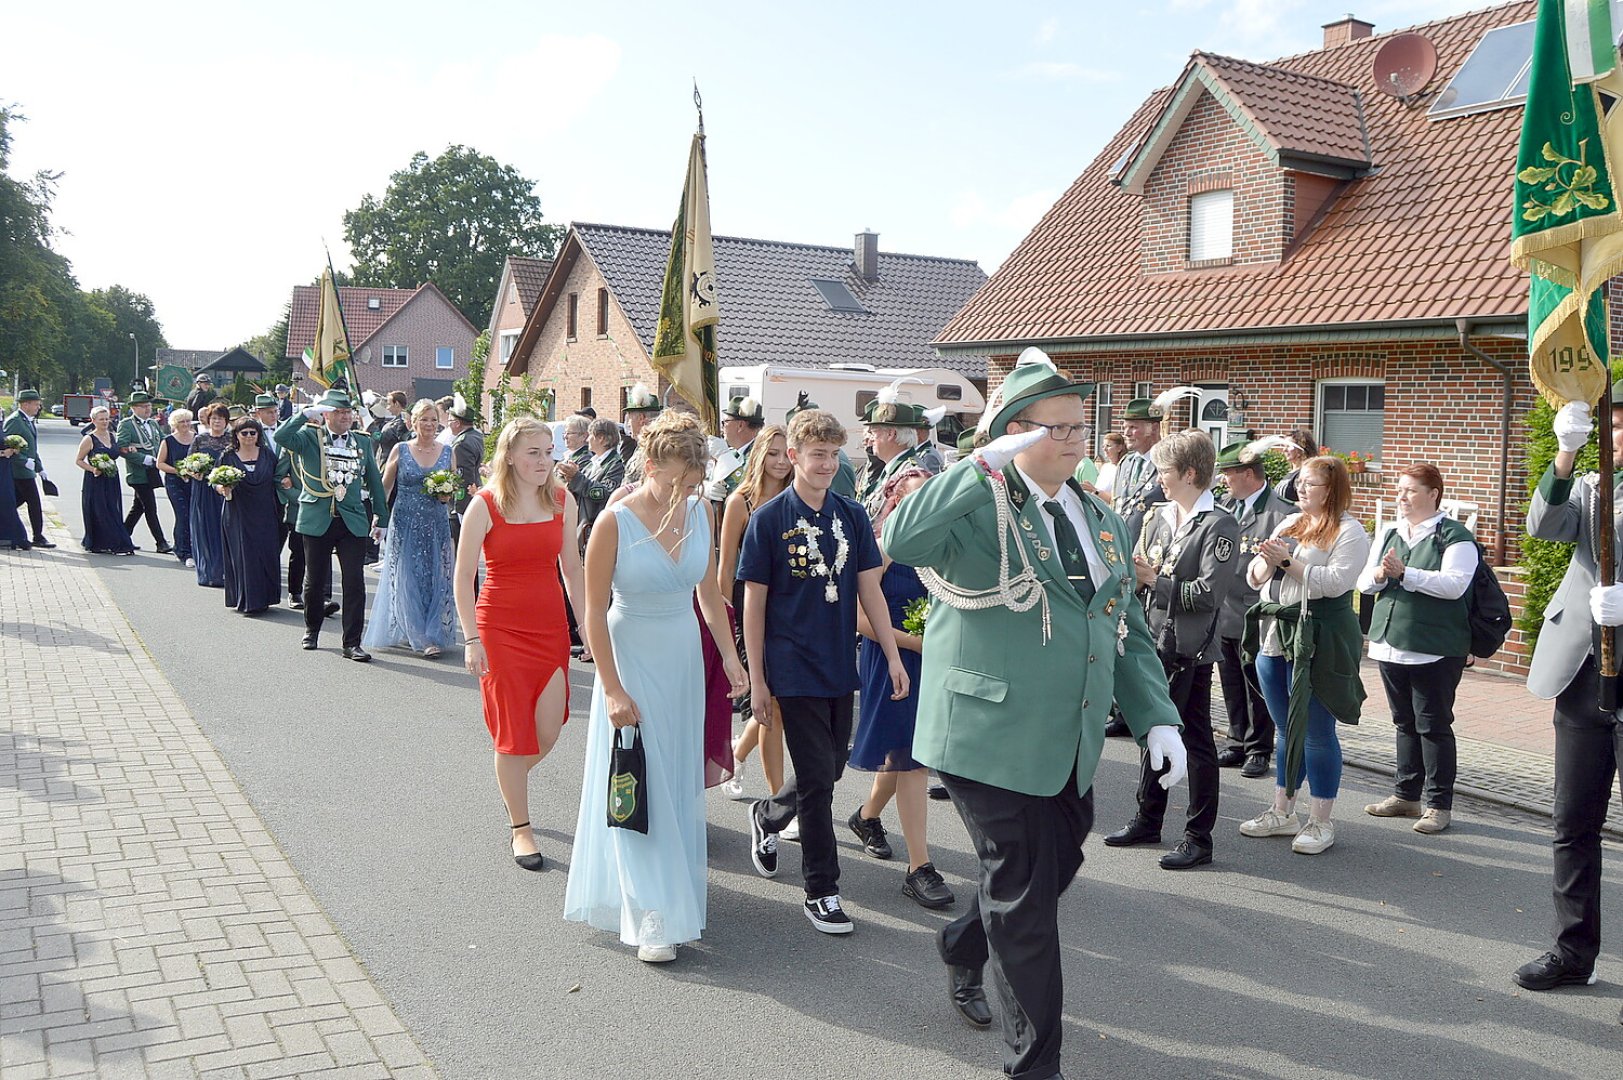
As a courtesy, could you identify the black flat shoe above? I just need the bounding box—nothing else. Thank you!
[290,598,305,610]
[300,634,318,650]
[1216,747,1247,768]
[1159,841,1213,870]
[1512,951,1596,991]
[511,821,544,872]
[928,782,951,801]
[323,601,340,619]
[1241,754,1272,779]
[1103,817,1161,847]
[946,962,992,1027]
[342,646,371,663]
[155,543,173,554]
[32,538,56,548]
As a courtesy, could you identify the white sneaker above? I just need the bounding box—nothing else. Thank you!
[185,558,196,568]
[781,816,800,842]
[1239,808,1301,838]
[1291,819,1335,854]
[721,759,748,801]
[636,911,675,962]
[637,943,677,962]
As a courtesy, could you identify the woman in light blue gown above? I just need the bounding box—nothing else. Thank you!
[565,412,745,963]
[364,400,457,656]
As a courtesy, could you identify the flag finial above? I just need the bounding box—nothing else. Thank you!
[693,79,704,136]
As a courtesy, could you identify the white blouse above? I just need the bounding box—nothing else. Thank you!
[1245,512,1372,657]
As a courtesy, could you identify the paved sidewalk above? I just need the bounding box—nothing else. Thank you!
[0,517,438,1079]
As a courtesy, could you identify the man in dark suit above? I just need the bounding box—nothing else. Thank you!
[184,373,217,417]
[4,389,55,547]
[565,417,624,554]
[447,394,484,541]
[373,391,410,468]
[116,391,171,553]
[275,384,294,422]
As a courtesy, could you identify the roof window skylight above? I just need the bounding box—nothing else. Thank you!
[810,278,868,313]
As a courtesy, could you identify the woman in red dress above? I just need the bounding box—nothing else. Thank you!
[454,416,585,872]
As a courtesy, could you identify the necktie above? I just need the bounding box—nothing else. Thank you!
[1043,499,1096,603]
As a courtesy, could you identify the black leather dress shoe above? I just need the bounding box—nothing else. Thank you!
[342,646,372,663]
[32,537,56,549]
[323,601,341,619]
[290,597,305,610]
[1103,817,1161,847]
[1512,951,1596,990]
[300,634,318,650]
[1216,746,1247,768]
[155,543,173,555]
[1241,753,1271,779]
[928,782,951,801]
[946,963,992,1027]
[1103,715,1130,737]
[1159,840,1213,870]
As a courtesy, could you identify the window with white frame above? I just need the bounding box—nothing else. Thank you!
[499,330,519,367]
[1189,189,1234,262]
[381,345,408,368]
[1092,383,1114,457]
[1133,380,1152,403]
[1317,380,1385,463]
[436,346,454,370]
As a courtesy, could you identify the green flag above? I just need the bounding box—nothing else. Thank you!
[1511,0,1623,406]
[651,132,720,434]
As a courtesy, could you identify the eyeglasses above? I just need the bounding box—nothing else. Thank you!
[1020,421,1089,442]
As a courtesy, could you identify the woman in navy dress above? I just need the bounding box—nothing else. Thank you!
[848,467,953,909]
[75,407,135,555]
[218,417,281,614]
[189,402,230,587]
[0,441,29,550]
[156,408,195,565]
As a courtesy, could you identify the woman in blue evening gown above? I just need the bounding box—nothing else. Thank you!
[188,403,230,588]
[364,401,457,656]
[156,409,195,564]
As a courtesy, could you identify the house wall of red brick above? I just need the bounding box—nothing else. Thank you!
[296,292,477,403]
[483,278,530,418]
[509,252,658,423]
[986,335,1538,676]
[1142,90,1286,271]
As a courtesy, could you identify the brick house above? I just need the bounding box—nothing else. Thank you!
[284,282,478,403]
[934,3,1560,675]
[487,256,554,376]
[489,223,987,424]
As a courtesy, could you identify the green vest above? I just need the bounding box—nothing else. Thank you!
[1368,518,1471,658]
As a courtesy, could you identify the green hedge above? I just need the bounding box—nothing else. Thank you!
[1516,362,1623,649]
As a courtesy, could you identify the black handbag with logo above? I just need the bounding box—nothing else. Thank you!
[607,726,648,834]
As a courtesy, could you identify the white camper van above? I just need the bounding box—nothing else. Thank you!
[716,364,986,454]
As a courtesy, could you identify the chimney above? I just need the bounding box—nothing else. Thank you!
[1322,15,1374,49]
[854,230,879,282]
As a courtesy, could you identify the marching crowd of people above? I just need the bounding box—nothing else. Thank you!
[5,350,1622,1078]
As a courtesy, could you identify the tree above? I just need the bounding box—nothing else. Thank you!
[0,106,73,391]
[240,303,292,386]
[343,145,562,328]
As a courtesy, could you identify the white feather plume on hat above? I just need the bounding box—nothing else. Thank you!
[923,406,948,428]
[1150,385,1202,417]
[1015,345,1058,372]
[877,376,927,405]
[1242,434,1296,461]
[627,382,657,408]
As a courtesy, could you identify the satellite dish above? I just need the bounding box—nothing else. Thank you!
[1372,32,1438,100]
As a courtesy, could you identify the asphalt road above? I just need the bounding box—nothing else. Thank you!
[33,418,1623,1079]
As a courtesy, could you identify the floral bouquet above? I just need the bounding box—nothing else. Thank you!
[423,468,460,503]
[208,464,246,489]
[176,453,214,481]
[4,434,25,453]
[902,595,930,637]
[88,452,118,478]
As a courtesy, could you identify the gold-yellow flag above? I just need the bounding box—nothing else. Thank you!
[303,267,355,391]
[651,133,720,432]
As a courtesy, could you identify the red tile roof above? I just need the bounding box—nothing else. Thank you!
[285,285,415,358]
[1194,52,1370,167]
[938,1,1536,348]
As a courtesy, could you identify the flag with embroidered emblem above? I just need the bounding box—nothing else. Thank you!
[651,131,720,433]
[303,266,357,393]
[1511,0,1623,406]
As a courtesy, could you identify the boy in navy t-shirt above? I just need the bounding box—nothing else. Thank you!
[738,409,910,934]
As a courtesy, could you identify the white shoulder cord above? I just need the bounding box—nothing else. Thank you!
[915,467,1053,643]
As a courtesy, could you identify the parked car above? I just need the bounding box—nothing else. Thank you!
[49,404,64,417]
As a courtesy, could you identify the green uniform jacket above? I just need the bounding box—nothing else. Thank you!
[273,444,300,526]
[882,459,1181,797]
[274,413,390,537]
[5,410,41,482]
[115,414,163,486]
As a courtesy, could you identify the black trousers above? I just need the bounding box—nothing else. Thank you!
[281,521,307,601]
[1218,634,1273,757]
[1377,656,1467,810]
[1135,661,1219,846]
[757,694,853,899]
[301,519,367,647]
[1550,657,1623,969]
[938,768,1093,1080]
[13,477,43,538]
[122,480,168,546]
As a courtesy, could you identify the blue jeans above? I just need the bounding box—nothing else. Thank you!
[1255,653,1342,799]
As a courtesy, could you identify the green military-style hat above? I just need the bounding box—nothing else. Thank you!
[785,391,819,422]
[623,383,661,414]
[1123,397,1161,420]
[16,389,41,403]
[316,387,353,410]
[862,398,930,428]
[980,347,1094,438]
[956,430,981,453]
[1215,439,1257,469]
[253,393,276,408]
[722,395,763,422]
[128,390,153,405]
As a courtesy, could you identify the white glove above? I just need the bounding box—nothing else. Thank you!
[1589,583,1623,626]
[26,458,39,473]
[975,428,1047,473]
[1145,725,1188,791]
[304,404,336,417]
[142,455,156,467]
[1554,401,1594,453]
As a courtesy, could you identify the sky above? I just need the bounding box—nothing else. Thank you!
[3,0,1475,349]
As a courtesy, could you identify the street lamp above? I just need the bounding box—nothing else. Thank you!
[128,332,140,392]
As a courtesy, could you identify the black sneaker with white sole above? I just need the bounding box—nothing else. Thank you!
[804,894,854,934]
[847,808,893,859]
[749,801,778,878]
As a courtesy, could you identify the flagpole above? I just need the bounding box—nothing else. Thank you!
[1601,387,1617,710]
[322,245,361,401]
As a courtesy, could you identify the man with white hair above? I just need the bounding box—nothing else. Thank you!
[860,394,943,518]
[706,396,764,504]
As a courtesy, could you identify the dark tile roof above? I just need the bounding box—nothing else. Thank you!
[938,0,1535,348]
[509,257,553,316]
[285,286,415,358]
[570,223,989,376]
